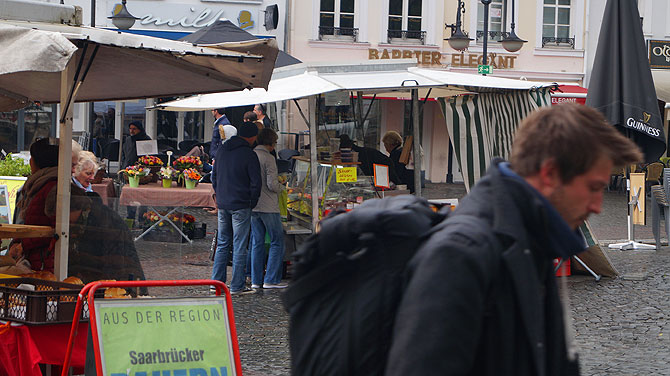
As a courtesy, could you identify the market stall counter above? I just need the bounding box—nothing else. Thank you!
[119,181,215,243]
[90,178,115,207]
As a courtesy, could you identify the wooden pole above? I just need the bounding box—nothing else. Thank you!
[54,55,76,280]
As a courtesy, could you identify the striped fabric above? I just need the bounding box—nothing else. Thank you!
[439,88,551,190]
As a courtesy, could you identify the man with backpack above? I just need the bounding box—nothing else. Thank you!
[385,103,642,375]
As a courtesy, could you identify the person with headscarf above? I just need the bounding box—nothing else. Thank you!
[120,121,151,169]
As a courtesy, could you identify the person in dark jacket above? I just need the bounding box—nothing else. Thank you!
[382,131,414,192]
[338,134,400,186]
[120,121,151,169]
[254,104,274,130]
[211,122,262,294]
[386,104,643,376]
[210,108,231,161]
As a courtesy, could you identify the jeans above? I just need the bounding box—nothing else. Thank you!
[250,212,285,285]
[211,208,252,292]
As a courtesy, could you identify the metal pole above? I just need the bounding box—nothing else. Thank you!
[412,89,421,197]
[308,96,319,231]
[90,0,95,26]
[481,0,491,71]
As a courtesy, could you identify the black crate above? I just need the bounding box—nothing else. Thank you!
[0,278,97,325]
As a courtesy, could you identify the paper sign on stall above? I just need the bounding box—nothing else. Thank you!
[336,167,357,183]
[373,164,390,188]
[136,140,158,156]
[94,297,236,376]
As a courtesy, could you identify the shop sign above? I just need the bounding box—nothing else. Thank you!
[450,52,517,69]
[108,1,261,31]
[336,167,357,183]
[0,177,26,223]
[94,297,237,376]
[649,40,670,69]
[368,48,442,65]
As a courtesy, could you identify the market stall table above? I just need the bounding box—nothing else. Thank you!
[0,224,54,239]
[119,182,215,243]
[90,178,115,206]
[0,321,89,375]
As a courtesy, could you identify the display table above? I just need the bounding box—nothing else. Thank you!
[0,321,88,375]
[0,224,53,239]
[90,178,115,206]
[119,182,215,242]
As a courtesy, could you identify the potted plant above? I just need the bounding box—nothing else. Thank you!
[120,165,149,187]
[179,168,202,189]
[157,166,176,188]
[173,156,203,171]
[137,155,164,182]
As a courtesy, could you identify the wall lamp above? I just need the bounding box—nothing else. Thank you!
[445,0,472,52]
[108,0,139,30]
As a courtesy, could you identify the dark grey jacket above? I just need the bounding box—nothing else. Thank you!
[386,159,579,376]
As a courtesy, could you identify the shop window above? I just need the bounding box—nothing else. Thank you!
[403,100,423,141]
[319,0,358,41]
[318,96,381,149]
[542,0,574,48]
[387,0,425,44]
[0,104,54,153]
[477,0,507,43]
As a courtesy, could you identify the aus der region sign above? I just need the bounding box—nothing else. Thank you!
[94,297,237,376]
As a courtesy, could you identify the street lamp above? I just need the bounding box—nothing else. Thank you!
[108,0,139,30]
[445,0,473,52]
[501,0,527,52]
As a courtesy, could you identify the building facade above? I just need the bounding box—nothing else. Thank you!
[285,0,588,183]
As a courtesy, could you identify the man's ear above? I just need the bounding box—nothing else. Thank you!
[536,158,562,194]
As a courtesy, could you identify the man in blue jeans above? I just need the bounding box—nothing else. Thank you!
[211,122,261,294]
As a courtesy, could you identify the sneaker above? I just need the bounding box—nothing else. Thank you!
[230,287,257,296]
[251,284,261,289]
[263,283,289,289]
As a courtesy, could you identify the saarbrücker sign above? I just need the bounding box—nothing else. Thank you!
[649,40,670,69]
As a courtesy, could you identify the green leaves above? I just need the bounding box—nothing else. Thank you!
[0,155,31,177]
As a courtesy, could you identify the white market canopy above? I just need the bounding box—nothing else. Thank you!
[0,19,278,111]
[0,14,278,279]
[155,60,554,111]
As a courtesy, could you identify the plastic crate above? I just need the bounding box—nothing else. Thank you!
[0,278,97,325]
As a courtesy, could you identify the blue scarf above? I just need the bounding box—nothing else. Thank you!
[498,162,586,258]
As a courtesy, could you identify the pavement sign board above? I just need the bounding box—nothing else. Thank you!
[93,297,236,376]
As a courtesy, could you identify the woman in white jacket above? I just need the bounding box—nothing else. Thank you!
[250,128,287,289]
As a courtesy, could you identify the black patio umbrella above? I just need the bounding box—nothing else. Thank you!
[179,20,301,68]
[586,0,665,163]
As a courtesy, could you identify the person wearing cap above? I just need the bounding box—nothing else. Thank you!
[211,122,262,295]
[120,121,151,169]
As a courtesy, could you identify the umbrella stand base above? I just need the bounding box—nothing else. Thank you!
[608,241,656,251]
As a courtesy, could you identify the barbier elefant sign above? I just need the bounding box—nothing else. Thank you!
[648,40,670,69]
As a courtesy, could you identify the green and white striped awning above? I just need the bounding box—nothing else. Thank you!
[439,88,551,190]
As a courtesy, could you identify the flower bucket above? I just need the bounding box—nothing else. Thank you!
[185,179,197,189]
[128,176,140,188]
[162,179,172,188]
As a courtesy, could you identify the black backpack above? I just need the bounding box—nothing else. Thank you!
[282,195,448,376]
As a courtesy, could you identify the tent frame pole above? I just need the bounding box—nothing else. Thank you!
[308,96,319,232]
[54,56,76,280]
[412,89,422,197]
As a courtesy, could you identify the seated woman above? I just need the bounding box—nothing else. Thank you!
[14,138,60,272]
[72,152,99,192]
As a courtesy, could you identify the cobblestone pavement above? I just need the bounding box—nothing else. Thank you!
[130,183,670,375]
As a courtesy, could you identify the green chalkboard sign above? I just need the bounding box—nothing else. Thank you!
[94,297,236,376]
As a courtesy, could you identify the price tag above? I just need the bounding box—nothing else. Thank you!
[336,167,357,183]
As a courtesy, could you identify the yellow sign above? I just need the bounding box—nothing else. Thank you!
[336,167,357,183]
[629,173,646,225]
[0,177,26,223]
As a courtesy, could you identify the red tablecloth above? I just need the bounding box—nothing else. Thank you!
[0,321,88,376]
[119,182,215,208]
[91,178,115,206]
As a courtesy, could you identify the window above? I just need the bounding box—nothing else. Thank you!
[542,0,574,47]
[477,0,506,43]
[388,0,425,44]
[319,0,357,41]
